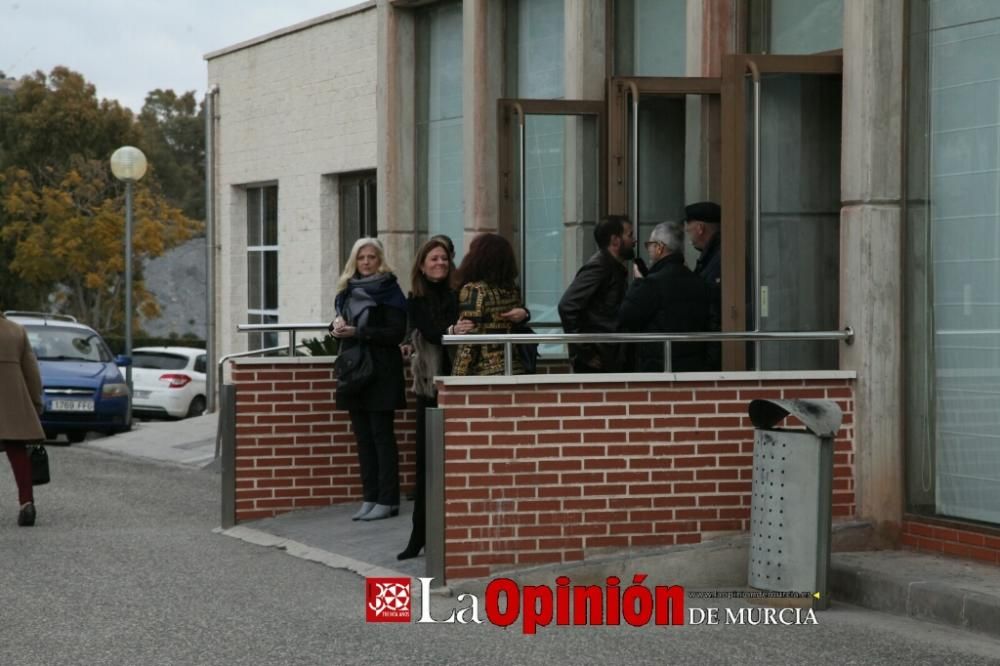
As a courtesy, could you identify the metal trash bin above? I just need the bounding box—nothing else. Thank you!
[747,399,842,610]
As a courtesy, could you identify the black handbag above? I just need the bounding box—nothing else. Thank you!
[334,344,374,395]
[30,444,50,486]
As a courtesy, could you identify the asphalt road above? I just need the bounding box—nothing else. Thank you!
[1,445,999,665]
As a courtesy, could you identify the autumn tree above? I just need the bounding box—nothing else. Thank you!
[1,157,201,332]
[0,67,204,329]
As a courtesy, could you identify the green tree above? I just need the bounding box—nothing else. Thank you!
[0,67,138,173]
[137,89,205,221]
[1,157,202,333]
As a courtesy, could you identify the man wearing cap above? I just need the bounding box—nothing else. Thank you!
[684,201,722,287]
[558,215,635,373]
[684,201,722,369]
[619,221,712,372]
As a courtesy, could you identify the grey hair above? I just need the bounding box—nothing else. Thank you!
[650,221,684,253]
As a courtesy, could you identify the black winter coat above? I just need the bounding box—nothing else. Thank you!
[558,249,629,371]
[335,301,408,412]
[619,254,712,372]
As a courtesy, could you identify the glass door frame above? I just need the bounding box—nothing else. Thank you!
[721,53,843,370]
[606,76,723,221]
[497,98,606,304]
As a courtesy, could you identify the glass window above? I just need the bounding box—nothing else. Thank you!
[906,0,1000,525]
[247,184,278,350]
[339,171,378,267]
[614,0,687,76]
[506,0,567,332]
[25,326,112,363]
[416,2,464,258]
[748,0,843,54]
[132,352,189,370]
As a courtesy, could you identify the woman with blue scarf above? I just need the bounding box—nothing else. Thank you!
[331,238,408,522]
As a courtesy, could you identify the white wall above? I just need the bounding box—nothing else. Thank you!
[208,4,377,358]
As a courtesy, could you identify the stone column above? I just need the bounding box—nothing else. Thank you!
[462,0,504,248]
[563,0,606,282]
[840,0,905,543]
[377,0,418,289]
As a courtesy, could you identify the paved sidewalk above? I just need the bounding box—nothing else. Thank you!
[228,502,1000,641]
[81,412,218,468]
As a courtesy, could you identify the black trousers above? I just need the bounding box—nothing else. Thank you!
[404,395,435,552]
[349,410,399,506]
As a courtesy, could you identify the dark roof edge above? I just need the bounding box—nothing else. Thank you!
[204,1,376,61]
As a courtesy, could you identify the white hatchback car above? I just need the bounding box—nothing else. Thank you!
[129,347,208,419]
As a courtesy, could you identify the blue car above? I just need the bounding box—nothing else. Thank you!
[7,312,131,443]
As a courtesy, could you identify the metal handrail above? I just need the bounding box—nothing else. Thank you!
[236,322,332,357]
[442,328,854,375]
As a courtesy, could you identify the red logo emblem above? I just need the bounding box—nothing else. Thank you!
[366,577,411,622]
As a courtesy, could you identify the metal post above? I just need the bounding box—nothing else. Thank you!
[504,342,513,376]
[205,86,217,412]
[219,383,236,529]
[751,69,762,370]
[631,87,639,229]
[663,341,672,372]
[519,113,527,302]
[124,181,134,401]
[289,330,296,357]
[425,407,445,584]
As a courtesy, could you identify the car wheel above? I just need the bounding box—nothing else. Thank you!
[66,432,87,444]
[186,396,207,418]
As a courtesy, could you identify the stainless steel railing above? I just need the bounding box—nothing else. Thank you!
[441,328,855,375]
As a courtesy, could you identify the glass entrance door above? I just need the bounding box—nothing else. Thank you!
[498,99,604,353]
[608,77,722,262]
[722,54,843,370]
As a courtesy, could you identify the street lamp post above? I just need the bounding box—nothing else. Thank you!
[110,146,147,405]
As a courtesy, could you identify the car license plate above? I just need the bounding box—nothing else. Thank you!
[134,390,151,399]
[50,399,95,412]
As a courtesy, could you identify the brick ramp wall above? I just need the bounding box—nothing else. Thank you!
[438,377,855,581]
[901,518,1000,566]
[232,360,416,522]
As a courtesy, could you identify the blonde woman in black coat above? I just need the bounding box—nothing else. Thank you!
[331,238,408,522]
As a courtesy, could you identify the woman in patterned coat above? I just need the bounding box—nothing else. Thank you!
[451,233,530,376]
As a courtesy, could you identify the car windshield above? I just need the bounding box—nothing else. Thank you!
[133,352,188,370]
[25,325,112,363]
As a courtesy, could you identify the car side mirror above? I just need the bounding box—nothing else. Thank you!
[115,354,132,367]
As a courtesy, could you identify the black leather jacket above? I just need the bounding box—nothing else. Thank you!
[619,254,712,372]
[558,249,629,371]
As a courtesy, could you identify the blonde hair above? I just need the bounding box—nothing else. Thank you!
[337,237,394,292]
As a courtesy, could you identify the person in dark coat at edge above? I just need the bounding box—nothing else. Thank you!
[683,201,722,369]
[619,222,712,372]
[397,236,474,559]
[331,238,408,522]
[558,215,635,373]
[0,312,46,526]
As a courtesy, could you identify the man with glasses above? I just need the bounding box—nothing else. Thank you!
[558,215,634,373]
[619,221,712,372]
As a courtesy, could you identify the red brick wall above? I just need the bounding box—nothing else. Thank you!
[231,360,416,522]
[900,518,1000,566]
[438,377,855,580]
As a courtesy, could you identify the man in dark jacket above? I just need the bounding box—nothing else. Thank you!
[558,215,634,373]
[684,201,721,287]
[620,221,712,372]
[684,201,722,369]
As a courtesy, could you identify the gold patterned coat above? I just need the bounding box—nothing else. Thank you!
[451,281,525,376]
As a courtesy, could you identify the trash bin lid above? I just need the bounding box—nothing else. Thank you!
[748,399,842,438]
